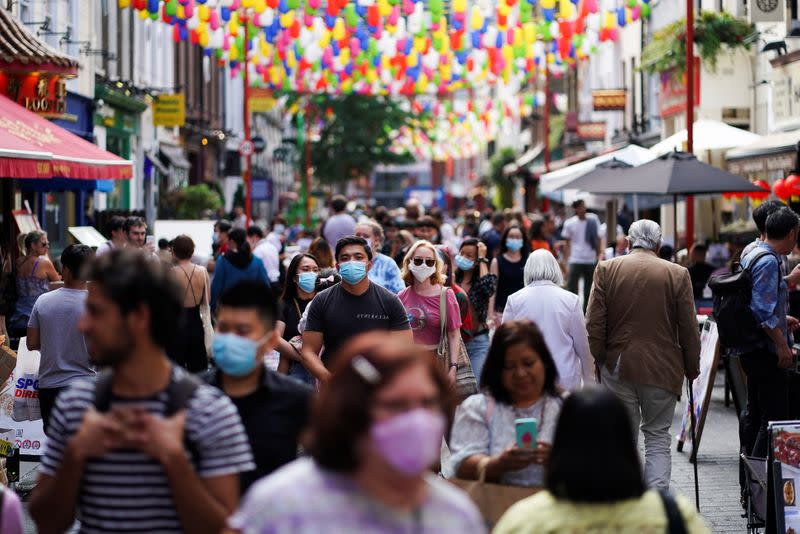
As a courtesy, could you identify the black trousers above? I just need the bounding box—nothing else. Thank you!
[39,386,65,436]
[740,353,789,459]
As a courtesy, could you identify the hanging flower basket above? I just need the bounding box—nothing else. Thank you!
[640,11,756,76]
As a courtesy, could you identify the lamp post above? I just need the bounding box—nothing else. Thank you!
[685,0,695,251]
[242,12,252,225]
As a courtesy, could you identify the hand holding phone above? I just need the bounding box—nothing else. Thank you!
[515,418,538,450]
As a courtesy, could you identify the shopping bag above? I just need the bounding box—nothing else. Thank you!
[436,288,478,398]
[449,465,539,526]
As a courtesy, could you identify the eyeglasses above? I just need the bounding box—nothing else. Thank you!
[40,242,50,248]
[411,258,436,267]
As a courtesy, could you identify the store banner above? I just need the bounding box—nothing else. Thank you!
[591,89,626,111]
[153,93,186,127]
[659,60,701,118]
[0,338,45,456]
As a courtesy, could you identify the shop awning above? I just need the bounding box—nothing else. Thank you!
[160,143,191,169]
[0,93,132,179]
[0,8,79,75]
[725,129,800,174]
[650,119,761,156]
[502,143,544,176]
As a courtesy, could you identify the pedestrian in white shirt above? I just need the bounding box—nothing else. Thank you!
[252,228,281,286]
[502,249,596,390]
[562,199,603,312]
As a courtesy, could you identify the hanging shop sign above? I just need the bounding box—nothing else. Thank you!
[749,0,785,23]
[0,72,67,119]
[153,93,186,127]
[659,59,701,118]
[576,122,607,141]
[771,55,800,131]
[592,89,627,111]
[248,88,277,113]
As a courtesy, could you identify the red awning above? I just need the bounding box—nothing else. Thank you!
[0,93,132,180]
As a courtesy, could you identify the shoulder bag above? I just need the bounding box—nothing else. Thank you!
[436,287,478,398]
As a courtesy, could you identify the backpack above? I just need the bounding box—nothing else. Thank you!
[93,369,203,461]
[709,249,777,352]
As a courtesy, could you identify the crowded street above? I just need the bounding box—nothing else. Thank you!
[1,0,800,533]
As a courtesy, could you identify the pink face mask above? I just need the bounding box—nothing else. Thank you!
[370,408,445,476]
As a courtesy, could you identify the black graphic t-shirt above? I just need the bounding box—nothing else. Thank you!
[305,282,410,363]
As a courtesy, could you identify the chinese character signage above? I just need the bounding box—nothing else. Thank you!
[0,72,67,118]
[153,93,186,127]
[592,89,627,111]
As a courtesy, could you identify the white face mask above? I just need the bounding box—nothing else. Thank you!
[409,262,436,283]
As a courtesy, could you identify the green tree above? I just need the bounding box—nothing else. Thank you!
[173,184,223,219]
[289,93,415,183]
[490,148,518,210]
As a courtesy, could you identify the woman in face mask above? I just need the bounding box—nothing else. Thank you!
[398,241,462,385]
[227,333,486,533]
[454,238,497,382]
[276,254,320,384]
[489,225,530,328]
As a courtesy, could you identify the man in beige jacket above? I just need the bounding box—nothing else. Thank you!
[586,219,700,490]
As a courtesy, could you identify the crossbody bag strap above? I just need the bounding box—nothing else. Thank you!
[437,287,449,364]
[658,489,688,534]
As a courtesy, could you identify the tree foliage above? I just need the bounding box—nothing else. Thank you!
[289,93,415,183]
[490,147,518,210]
[165,184,223,219]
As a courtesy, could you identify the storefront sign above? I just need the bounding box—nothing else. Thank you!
[248,88,277,113]
[728,153,796,175]
[153,93,186,127]
[772,59,800,130]
[592,89,626,111]
[749,0,785,23]
[0,72,67,118]
[659,59,701,118]
[576,122,607,141]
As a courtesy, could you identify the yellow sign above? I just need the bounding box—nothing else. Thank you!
[248,88,276,113]
[153,93,185,127]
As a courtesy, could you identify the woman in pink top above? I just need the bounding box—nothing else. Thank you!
[398,240,462,385]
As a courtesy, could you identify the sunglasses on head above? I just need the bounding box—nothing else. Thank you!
[412,257,436,267]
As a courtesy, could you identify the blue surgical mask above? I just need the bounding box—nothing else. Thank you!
[297,272,317,293]
[455,255,475,271]
[339,260,368,285]
[506,238,524,251]
[212,333,270,377]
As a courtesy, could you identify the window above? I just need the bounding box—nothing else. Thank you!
[19,0,31,23]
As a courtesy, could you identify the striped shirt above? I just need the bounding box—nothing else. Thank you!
[40,368,255,534]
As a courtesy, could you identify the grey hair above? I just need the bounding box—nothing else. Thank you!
[524,249,564,286]
[627,219,662,251]
[356,219,384,245]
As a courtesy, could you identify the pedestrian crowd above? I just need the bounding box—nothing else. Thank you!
[6,193,787,533]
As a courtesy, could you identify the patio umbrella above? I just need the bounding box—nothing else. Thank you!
[558,151,763,244]
[558,151,763,195]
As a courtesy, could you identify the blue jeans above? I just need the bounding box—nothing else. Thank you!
[465,332,490,383]
[288,361,315,386]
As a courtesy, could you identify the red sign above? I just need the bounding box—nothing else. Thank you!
[239,139,255,157]
[576,122,607,141]
[0,72,67,118]
[659,58,701,118]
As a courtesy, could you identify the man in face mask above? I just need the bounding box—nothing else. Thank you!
[301,236,412,382]
[355,220,404,294]
[205,281,312,495]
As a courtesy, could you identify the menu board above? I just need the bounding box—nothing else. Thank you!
[770,422,800,533]
[677,320,720,460]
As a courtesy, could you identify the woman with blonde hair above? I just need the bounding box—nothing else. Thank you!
[398,240,461,384]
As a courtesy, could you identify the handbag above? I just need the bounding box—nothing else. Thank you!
[198,273,213,358]
[436,287,478,398]
[450,457,539,526]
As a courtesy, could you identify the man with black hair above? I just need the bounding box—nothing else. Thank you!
[27,244,95,432]
[687,243,715,300]
[301,236,411,381]
[213,220,232,258]
[322,195,356,252]
[30,249,254,534]
[480,212,507,259]
[96,216,127,256]
[205,280,311,494]
[740,207,800,459]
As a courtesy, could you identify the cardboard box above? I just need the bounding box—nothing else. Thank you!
[0,345,16,385]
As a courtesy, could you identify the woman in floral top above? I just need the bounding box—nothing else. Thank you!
[454,238,497,381]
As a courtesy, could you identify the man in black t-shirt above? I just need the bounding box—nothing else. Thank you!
[301,236,412,381]
[206,281,312,495]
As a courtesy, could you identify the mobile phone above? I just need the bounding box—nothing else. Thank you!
[145,235,155,246]
[515,418,538,449]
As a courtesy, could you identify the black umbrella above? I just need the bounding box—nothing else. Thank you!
[557,151,763,195]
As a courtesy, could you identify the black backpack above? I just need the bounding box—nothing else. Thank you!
[94,369,203,460]
[709,249,777,352]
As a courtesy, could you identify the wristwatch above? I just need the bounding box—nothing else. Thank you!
[477,257,490,264]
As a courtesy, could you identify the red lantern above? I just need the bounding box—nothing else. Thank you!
[750,179,771,200]
[786,174,800,195]
[775,179,790,200]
